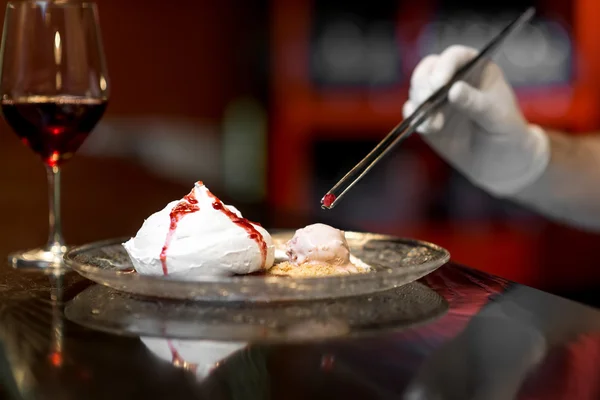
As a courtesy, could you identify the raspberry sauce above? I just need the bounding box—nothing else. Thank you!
[159,189,200,275]
[1,96,107,167]
[205,187,268,269]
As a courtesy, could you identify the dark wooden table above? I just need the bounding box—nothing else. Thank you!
[1,260,599,400]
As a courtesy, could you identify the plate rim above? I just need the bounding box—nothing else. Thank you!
[63,231,450,286]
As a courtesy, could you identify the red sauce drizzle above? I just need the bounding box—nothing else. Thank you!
[167,339,198,374]
[322,193,336,208]
[159,188,200,275]
[205,188,268,269]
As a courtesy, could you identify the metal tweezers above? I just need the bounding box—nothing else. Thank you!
[321,7,536,209]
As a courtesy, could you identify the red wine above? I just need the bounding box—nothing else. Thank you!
[1,96,107,167]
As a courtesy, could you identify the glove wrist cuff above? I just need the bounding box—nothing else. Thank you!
[481,124,550,197]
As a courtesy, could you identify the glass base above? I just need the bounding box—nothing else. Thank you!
[9,247,68,270]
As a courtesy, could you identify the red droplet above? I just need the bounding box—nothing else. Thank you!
[49,351,63,367]
[322,193,336,208]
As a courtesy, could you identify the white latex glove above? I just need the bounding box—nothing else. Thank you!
[403,45,550,197]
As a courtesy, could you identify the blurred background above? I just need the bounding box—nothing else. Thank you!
[1,0,600,302]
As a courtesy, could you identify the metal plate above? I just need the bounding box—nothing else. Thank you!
[63,231,450,302]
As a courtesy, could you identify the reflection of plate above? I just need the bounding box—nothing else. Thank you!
[64,231,450,302]
[64,281,448,342]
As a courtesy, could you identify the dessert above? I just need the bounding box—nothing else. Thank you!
[123,183,368,279]
[269,223,370,277]
[123,181,274,277]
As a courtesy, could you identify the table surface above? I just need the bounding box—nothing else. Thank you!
[1,262,600,400]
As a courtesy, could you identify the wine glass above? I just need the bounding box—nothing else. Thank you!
[0,0,109,268]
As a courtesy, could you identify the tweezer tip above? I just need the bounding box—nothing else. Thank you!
[321,193,337,210]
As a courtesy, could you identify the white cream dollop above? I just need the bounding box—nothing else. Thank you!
[123,182,274,277]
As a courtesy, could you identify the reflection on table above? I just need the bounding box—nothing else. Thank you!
[0,263,599,399]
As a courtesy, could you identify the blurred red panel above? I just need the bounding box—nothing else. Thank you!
[269,0,600,290]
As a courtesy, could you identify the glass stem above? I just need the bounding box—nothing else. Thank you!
[45,164,65,254]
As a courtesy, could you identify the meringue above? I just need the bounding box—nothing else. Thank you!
[123,181,274,277]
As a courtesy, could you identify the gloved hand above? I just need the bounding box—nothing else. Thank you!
[403,45,550,197]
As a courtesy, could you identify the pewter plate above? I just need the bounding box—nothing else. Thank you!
[63,231,450,302]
